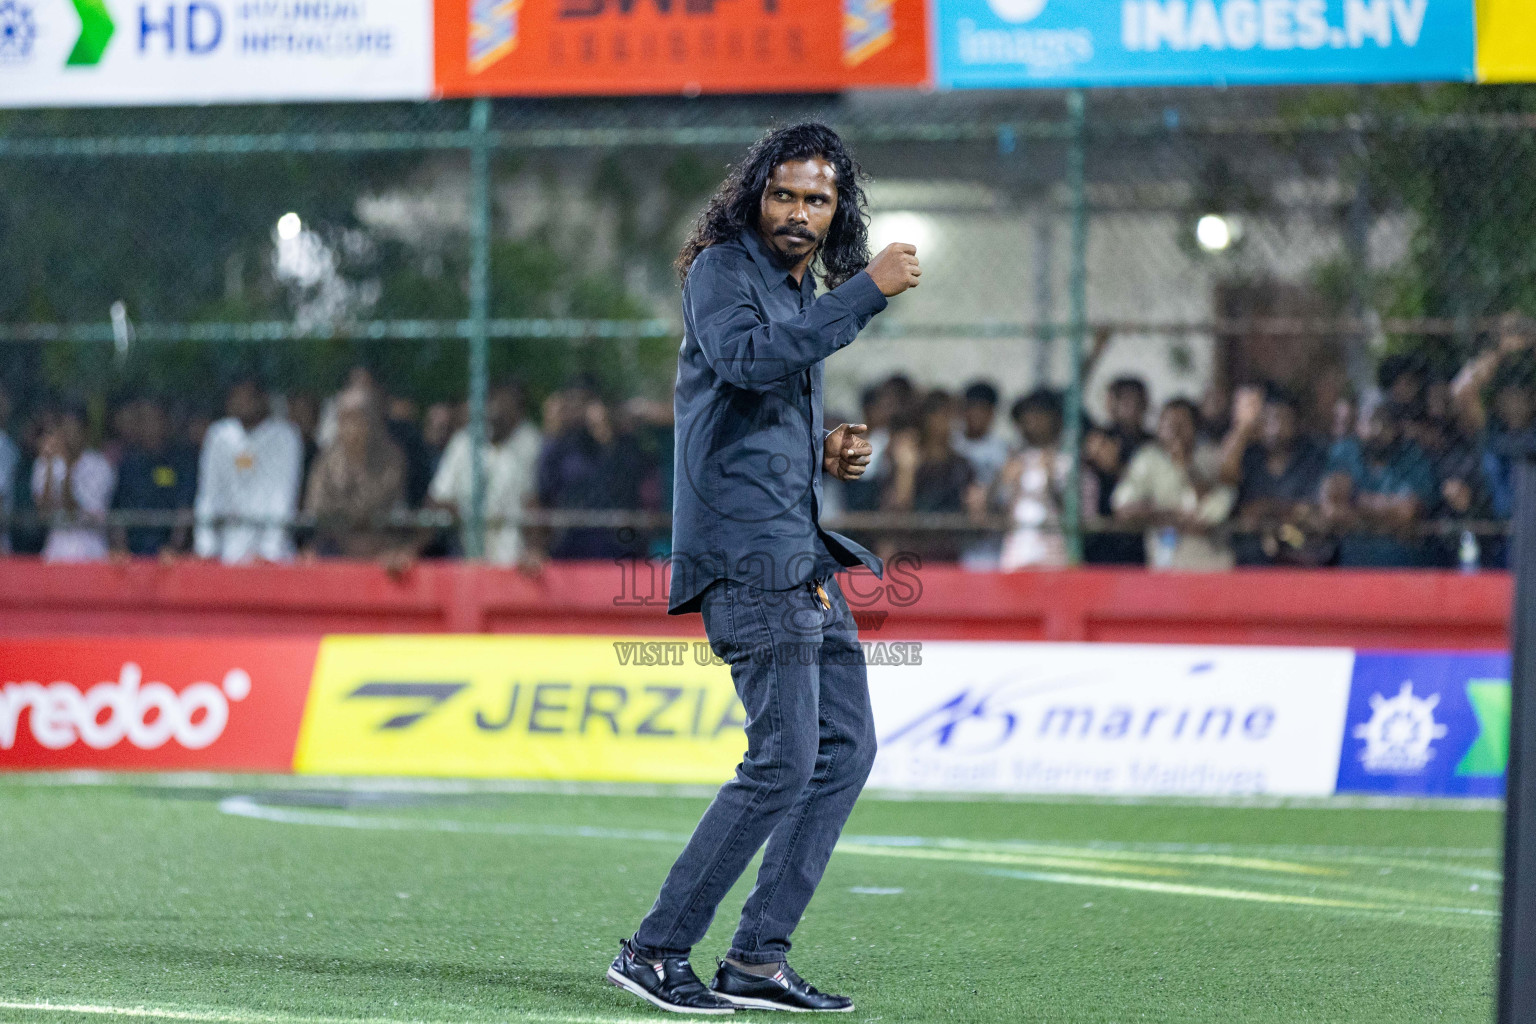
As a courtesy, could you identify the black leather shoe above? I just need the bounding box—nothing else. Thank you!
[606,938,735,1015]
[710,959,854,1013]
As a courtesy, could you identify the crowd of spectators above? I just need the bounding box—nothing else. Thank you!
[1,320,1532,572]
[0,366,674,572]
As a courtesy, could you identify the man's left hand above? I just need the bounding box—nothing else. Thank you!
[824,423,873,482]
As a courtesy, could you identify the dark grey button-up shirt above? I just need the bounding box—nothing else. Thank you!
[668,229,887,614]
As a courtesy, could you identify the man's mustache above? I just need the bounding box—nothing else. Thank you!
[774,227,816,241]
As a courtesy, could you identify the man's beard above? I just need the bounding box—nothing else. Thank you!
[765,226,820,267]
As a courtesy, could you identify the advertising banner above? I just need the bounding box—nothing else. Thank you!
[433,0,928,99]
[2,633,1509,800]
[933,0,1476,89]
[1476,0,1536,84]
[0,0,433,106]
[293,634,749,781]
[1335,650,1510,798]
[0,637,318,770]
[866,642,1357,796]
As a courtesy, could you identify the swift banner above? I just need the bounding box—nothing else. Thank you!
[933,0,1477,89]
[0,637,318,770]
[0,0,434,106]
[432,0,928,98]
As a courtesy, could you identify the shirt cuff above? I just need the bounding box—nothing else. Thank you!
[834,270,890,318]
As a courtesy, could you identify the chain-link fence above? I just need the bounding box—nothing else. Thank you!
[3,85,1534,570]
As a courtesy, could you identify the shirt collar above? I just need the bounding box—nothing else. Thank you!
[741,227,814,297]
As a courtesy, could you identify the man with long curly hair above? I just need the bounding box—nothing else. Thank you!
[606,122,921,1015]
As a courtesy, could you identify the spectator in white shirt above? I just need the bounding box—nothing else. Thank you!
[32,406,116,563]
[194,377,303,565]
[951,380,1011,490]
[952,381,1011,569]
[426,380,542,568]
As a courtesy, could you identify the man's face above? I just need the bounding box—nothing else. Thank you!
[58,414,86,456]
[487,388,522,442]
[1109,386,1147,433]
[1387,371,1425,408]
[1495,385,1535,432]
[139,401,167,451]
[1019,408,1060,448]
[1262,402,1297,451]
[758,158,838,266]
[962,399,995,438]
[226,383,266,426]
[1158,405,1196,456]
[1360,408,1398,457]
[1084,429,1122,473]
[424,404,454,449]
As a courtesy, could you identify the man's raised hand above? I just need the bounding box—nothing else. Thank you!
[865,242,922,297]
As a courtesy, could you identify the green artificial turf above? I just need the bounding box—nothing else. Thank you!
[0,777,1503,1024]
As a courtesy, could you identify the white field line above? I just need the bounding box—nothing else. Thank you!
[4,771,1503,812]
[217,797,1499,920]
[982,868,1500,920]
[216,796,1500,866]
[216,797,696,845]
[0,1001,715,1024]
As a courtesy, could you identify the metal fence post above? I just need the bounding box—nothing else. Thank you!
[466,97,492,559]
[1499,456,1536,1023]
[1061,90,1089,566]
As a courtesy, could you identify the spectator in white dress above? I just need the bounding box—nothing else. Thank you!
[996,389,1075,570]
[32,406,115,563]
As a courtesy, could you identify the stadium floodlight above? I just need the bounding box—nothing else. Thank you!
[276,212,303,241]
[1195,213,1236,252]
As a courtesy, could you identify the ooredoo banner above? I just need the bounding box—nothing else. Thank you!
[0,0,434,106]
[934,0,1477,89]
[432,0,929,98]
[0,637,318,770]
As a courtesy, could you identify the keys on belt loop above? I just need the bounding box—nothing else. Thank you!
[814,581,831,611]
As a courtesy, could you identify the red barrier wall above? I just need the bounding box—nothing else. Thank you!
[0,559,1511,650]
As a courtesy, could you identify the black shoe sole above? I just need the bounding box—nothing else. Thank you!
[607,966,736,1015]
[714,993,854,1013]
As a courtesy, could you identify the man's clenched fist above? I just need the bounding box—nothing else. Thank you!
[824,423,873,482]
[865,242,922,297]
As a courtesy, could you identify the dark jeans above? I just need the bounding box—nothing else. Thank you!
[633,573,877,965]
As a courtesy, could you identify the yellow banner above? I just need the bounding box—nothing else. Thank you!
[1478,0,1536,83]
[293,635,745,782]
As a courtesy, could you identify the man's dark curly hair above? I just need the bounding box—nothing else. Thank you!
[676,122,872,290]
